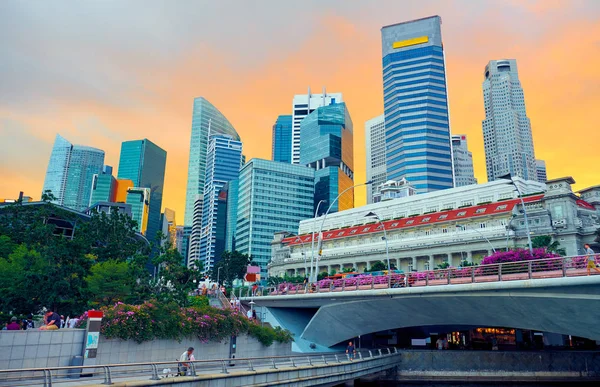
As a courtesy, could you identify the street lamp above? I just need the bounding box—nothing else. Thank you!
[217,266,222,286]
[456,224,496,254]
[313,181,373,282]
[365,211,390,273]
[498,174,533,253]
[310,200,327,281]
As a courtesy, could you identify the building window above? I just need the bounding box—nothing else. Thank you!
[457,211,467,217]
[438,214,448,220]
[476,208,486,214]
[495,204,508,210]
[421,217,431,222]
[406,220,414,225]
[480,223,486,228]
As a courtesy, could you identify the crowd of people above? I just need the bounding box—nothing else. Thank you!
[2,310,80,331]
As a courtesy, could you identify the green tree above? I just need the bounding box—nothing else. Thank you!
[0,244,50,315]
[365,261,386,272]
[532,235,566,256]
[341,267,356,273]
[436,262,450,270]
[85,260,134,306]
[210,250,251,287]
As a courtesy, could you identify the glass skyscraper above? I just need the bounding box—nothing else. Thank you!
[300,102,354,215]
[451,135,477,187]
[184,97,240,227]
[272,115,293,163]
[365,114,387,204]
[117,139,166,243]
[42,134,105,211]
[194,135,243,272]
[482,59,537,182]
[224,179,239,252]
[236,159,314,279]
[381,16,454,192]
[89,166,117,205]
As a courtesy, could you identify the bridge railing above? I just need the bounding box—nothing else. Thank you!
[0,348,398,386]
[255,255,593,297]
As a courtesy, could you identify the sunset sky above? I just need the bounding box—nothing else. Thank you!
[1,0,599,221]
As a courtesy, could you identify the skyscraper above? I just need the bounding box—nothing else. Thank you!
[365,114,387,204]
[482,59,537,182]
[236,159,315,278]
[224,179,239,252]
[291,89,342,164]
[451,135,477,187]
[184,97,240,227]
[272,115,293,163]
[89,166,117,205]
[536,159,547,183]
[300,102,354,215]
[381,16,454,192]
[42,134,105,211]
[117,139,166,242]
[195,135,242,272]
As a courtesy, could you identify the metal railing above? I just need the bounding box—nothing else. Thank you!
[251,255,596,297]
[0,348,399,386]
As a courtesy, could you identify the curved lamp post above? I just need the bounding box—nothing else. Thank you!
[456,224,496,254]
[313,181,372,282]
[499,174,533,253]
[365,211,390,273]
[310,200,327,281]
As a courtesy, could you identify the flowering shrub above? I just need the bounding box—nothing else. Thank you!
[91,301,293,346]
[477,248,563,275]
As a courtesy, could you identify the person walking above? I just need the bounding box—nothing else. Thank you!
[178,347,194,376]
[585,244,600,275]
[346,341,356,361]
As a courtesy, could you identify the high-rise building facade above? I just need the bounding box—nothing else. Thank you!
[187,196,203,268]
[291,88,342,164]
[236,159,315,278]
[184,97,240,227]
[300,102,354,215]
[482,59,537,182]
[126,187,151,234]
[381,16,454,193]
[89,166,117,205]
[224,179,239,252]
[451,135,477,187]
[196,135,243,272]
[42,134,105,211]
[365,114,387,204]
[117,139,166,242]
[272,115,293,163]
[536,159,547,183]
[160,208,177,246]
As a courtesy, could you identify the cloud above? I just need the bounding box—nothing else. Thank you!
[1,0,599,219]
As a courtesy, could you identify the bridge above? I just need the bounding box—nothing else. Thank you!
[243,255,600,350]
[0,349,399,387]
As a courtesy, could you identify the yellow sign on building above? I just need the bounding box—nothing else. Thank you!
[392,35,429,49]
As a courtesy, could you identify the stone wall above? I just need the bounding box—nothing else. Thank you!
[0,329,85,370]
[95,334,291,365]
[393,349,600,380]
[0,329,291,370]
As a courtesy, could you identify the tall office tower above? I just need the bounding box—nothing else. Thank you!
[117,139,166,242]
[42,134,105,211]
[536,159,547,183]
[89,165,117,205]
[272,115,293,163]
[300,103,354,215]
[236,159,315,278]
[224,179,239,252]
[451,135,477,187]
[160,208,177,246]
[180,226,192,266]
[365,114,387,204]
[482,59,537,182]
[184,97,240,227]
[381,16,454,192]
[197,135,243,273]
[187,195,203,269]
[291,88,343,164]
[126,187,151,234]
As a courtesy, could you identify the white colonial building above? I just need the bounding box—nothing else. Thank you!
[269,177,600,277]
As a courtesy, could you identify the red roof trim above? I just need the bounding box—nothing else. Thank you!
[577,199,596,210]
[283,195,544,246]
